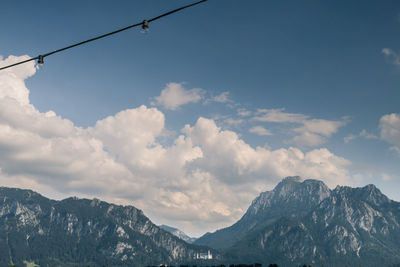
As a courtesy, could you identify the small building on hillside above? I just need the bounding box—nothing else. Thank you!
[195,250,212,260]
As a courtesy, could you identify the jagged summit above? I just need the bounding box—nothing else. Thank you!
[334,183,390,206]
[273,177,329,200]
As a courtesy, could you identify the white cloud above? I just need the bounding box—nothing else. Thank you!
[344,134,357,144]
[183,117,351,188]
[208,114,244,129]
[360,129,378,139]
[296,119,345,137]
[382,48,400,66]
[0,55,353,236]
[249,126,272,136]
[344,129,378,143]
[237,108,251,117]
[224,118,244,127]
[290,132,325,147]
[379,113,400,154]
[290,118,346,147]
[0,55,36,105]
[151,82,204,110]
[253,108,308,123]
[210,91,231,103]
[253,109,346,147]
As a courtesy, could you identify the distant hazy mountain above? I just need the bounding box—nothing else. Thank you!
[196,177,400,267]
[0,187,216,267]
[159,225,197,244]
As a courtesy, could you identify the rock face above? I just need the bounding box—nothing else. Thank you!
[0,187,215,267]
[196,177,400,267]
[195,176,331,249]
[159,225,197,244]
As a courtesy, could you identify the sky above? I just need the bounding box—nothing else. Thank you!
[0,0,400,237]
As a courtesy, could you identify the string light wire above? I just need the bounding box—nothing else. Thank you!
[0,0,208,71]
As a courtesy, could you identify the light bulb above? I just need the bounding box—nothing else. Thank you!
[38,55,44,64]
[141,20,149,34]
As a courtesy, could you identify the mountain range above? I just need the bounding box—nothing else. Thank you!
[195,176,400,267]
[1,176,400,266]
[0,187,216,267]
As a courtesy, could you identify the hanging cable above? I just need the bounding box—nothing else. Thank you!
[0,0,207,71]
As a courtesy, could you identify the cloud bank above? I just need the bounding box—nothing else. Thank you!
[0,55,353,235]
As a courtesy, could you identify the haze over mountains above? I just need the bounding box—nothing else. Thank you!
[159,225,197,244]
[1,177,400,266]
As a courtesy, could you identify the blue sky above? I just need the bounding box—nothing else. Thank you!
[0,0,400,236]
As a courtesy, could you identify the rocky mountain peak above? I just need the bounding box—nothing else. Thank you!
[252,177,330,210]
[221,179,400,267]
[357,184,390,206]
[195,177,332,250]
[273,176,303,196]
[333,184,390,206]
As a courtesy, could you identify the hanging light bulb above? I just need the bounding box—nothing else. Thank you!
[141,20,149,34]
[34,55,47,71]
[37,55,44,64]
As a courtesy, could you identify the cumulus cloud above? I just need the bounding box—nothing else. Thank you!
[379,113,400,154]
[0,55,353,235]
[183,117,350,188]
[249,126,272,136]
[382,48,400,66]
[151,82,204,110]
[0,55,36,105]
[252,108,346,147]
